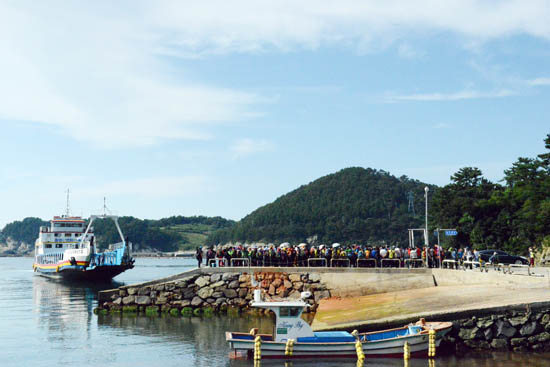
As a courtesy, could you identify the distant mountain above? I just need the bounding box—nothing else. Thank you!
[0,215,235,255]
[206,167,436,246]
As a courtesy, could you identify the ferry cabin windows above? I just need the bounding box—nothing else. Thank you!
[55,244,63,248]
[54,223,84,228]
[45,244,52,248]
[279,307,301,317]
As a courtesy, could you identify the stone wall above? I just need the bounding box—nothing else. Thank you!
[446,308,550,352]
[95,271,330,316]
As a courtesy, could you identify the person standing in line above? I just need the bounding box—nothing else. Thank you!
[195,247,203,268]
[529,247,535,267]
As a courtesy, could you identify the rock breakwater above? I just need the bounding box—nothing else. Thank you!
[447,307,550,352]
[95,271,331,316]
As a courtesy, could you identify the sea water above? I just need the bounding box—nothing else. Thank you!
[0,257,547,367]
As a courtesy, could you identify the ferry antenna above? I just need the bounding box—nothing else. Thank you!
[65,189,71,217]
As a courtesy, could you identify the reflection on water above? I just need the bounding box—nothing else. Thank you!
[2,257,550,367]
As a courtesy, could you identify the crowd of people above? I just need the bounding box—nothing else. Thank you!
[194,243,489,268]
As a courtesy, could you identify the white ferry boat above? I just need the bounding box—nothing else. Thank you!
[33,213,134,281]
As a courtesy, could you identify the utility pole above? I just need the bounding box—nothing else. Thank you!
[424,187,429,247]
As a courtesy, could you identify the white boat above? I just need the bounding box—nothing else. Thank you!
[33,208,134,282]
[226,290,452,359]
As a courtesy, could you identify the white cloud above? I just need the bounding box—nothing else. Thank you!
[230,138,274,158]
[387,89,515,102]
[0,2,262,149]
[528,77,550,86]
[397,44,423,59]
[146,0,550,56]
[433,123,452,129]
[1,1,550,148]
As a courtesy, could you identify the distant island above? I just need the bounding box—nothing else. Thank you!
[2,133,549,257]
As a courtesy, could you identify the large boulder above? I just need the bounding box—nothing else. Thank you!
[210,273,222,283]
[210,281,225,289]
[122,295,135,305]
[239,274,250,283]
[222,273,238,281]
[155,296,169,305]
[289,274,301,282]
[191,296,203,307]
[135,296,151,305]
[529,332,550,344]
[520,322,540,337]
[211,291,224,298]
[510,337,527,347]
[223,289,238,299]
[172,300,191,307]
[238,288,248,298]
[490,338,508,349]
[183,288,196,299]
[228,280,240,289]
[137,287,151,296]
[458,327,481,341]
[198,287,214,299]
[195,276,210,288]
[477,319,494,329]
[495,320,517,339]
[509,316,529,327]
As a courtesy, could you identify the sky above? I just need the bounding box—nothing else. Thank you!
[1,1,550,227]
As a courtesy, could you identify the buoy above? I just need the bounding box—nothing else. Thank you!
[355,340,365,361]
[285,339,294,357]
[254,335,262,360]
[428,328,436,358]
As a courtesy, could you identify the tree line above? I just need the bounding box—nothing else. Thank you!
[207,134,550,256]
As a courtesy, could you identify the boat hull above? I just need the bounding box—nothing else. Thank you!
[227,323,451,359]
[36,264,134,282]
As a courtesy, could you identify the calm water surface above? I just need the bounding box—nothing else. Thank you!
[1,257,548,367]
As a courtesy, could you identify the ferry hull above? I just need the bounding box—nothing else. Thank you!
[36,264,134,282]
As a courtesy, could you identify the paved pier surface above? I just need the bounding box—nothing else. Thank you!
[312,268,550,331]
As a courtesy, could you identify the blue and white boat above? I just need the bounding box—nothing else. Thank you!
[33,213,134,282]
[226,290,452,359]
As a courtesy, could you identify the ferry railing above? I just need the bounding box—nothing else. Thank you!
[230,258,250,267]
[381,259,401,268]
[330,258,350,268]
[208,258,227,267]
[442,259,458,269]
[357,259,377,268]
[404,259,423,268]
[307,258,327,267]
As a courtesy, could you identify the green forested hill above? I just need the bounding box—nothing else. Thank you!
[0,217,49,246]
[207,167,435,246]
[0,215,235,254]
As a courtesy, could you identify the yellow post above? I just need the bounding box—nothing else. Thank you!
[428,329,436,358]
[403,341,410,360]
[285,339,294,357]
[355,340,365,362]
[254,335,262,360]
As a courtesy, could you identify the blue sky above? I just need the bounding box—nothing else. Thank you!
[1,1,550,227]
